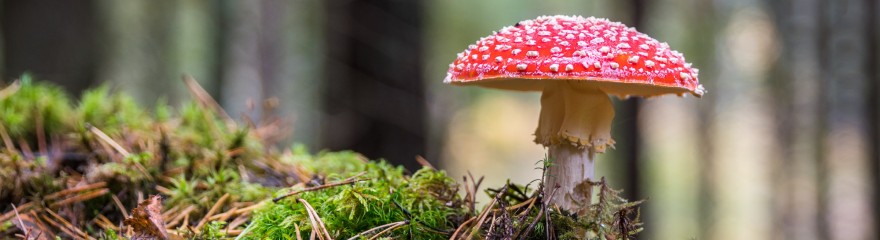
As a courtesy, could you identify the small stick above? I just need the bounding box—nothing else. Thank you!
[166,205,196,228]
[232,201,264,215]
[111,194,130,219]
[461,184,508,240]
[95,214,119,231]
[44,208,90,239]
[225,215,249,232]
[87,124,130,156]
[0,122,16,153]
[11,204,28,237]
[196,193,230,229]
[415,155,434,169]
[44,182,107,200]
[449,217,476,239]
[294,223,303,240]
[50,188,109,208]
[182,75,234,127]
[39,214,80,239]
[0,80,20,100]
[0,201,34,223]
[273,173,367,202]
[87,125,153,181]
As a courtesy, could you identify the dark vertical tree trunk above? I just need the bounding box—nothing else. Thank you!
[1,0,97,92]
[620,0,644,202]
[321,0,426,171]
[817,0,831,238]
[867,0,880,234]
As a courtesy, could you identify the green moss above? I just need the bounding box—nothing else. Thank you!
[0,74,74,142]
[241,149,464,239]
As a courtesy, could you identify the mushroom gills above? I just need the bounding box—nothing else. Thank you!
[534,81,616,153]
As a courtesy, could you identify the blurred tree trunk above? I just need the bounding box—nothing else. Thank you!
[819,0,873,238]
[867,0,880,234]
[321,0,426,171]
[618,0,644,203]
[769,0,827,239]
[1,0,97,92]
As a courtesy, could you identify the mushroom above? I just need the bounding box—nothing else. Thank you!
[444,16,704,213]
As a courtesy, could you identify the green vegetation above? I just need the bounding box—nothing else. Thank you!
[0,76,642,239]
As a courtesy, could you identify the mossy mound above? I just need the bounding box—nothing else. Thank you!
[0,75,642,239]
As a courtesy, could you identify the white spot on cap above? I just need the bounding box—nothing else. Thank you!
[542,38,551,43]
[565,33,576,39]
[512,49,522,55]
[482,55,490,60]
[628,56,640,64]
[578,41,588,47]
[514,37,523,43]
[526,51,539,57]
[670,58,679,64]
[573,50,586,57]
[655,57,668,63]
[495,56,503,63]
[619,36,629,41]
[593,61,601,69]
[645,60,655,68]
[527,40,537,45]
[590,37,605,44]
[565,64,574,71]
[599,46,611,53]
[479,46,489,52]
[610,62,619,69]
[469,44,477,50]
[456,64,464,70]
[457,53,464,58]
[680,72,690,80]
[517,63,528,71]
[471,55,478,60]
[549,64,559,72]
[550,47,561,53]
[694,84,706,95]
[617,43,631,49]
[639,44,650,50]
[538,30,551,36]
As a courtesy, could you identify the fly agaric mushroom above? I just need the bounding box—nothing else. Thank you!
[444,16,704,213]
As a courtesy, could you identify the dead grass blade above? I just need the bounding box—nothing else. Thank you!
[298,198,332,240]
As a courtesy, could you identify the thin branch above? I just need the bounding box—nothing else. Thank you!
[49,188,109,208]
[196,193,230,230]
[44,181,107,201]
[273,172,368,202]
[11,204,28,237]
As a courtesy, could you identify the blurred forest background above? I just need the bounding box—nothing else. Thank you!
[1,0,878,239]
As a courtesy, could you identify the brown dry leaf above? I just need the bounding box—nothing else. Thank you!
[124,195,169,240]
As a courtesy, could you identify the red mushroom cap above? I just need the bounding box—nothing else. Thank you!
[444,15,704,97]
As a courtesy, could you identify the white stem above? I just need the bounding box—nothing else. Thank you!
[535,81,614,214]
[545,144,594,213]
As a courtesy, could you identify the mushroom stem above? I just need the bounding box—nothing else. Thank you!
[546,144,595,212]
[536,81,615,213]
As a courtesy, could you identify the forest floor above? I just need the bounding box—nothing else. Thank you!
[0,76,642,239]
